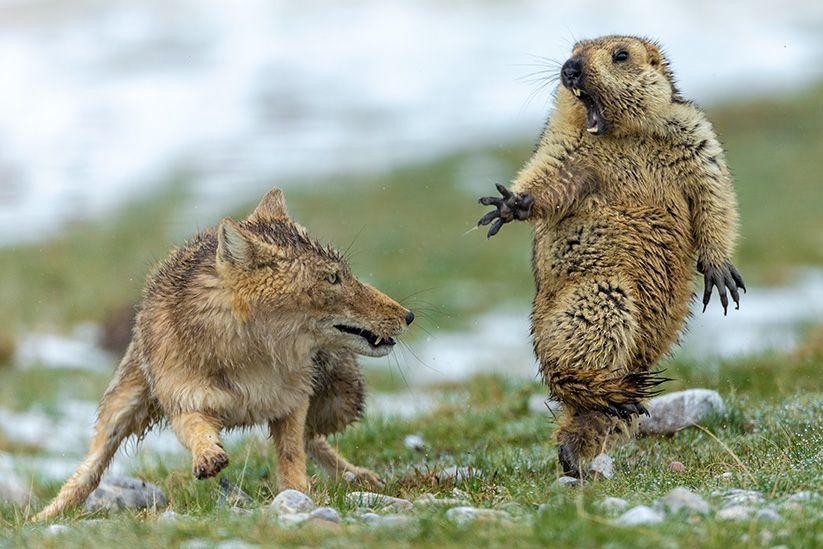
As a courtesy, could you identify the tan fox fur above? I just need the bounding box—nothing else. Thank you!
[37,188,413,521]
[479,36,744,475]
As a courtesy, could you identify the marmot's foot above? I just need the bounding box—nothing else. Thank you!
[477,184,533,237]
[698,259,746,315]
[193,445,229,479]
[558,444,581,477]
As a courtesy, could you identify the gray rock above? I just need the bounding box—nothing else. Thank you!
[599,497,629,512]
[217,478,254,509]
[786,491,817,502]
[435,466,482,483]
[528,395,562,415]
[359,512,381,522]
[714,472,734,482]
[588,454,615,479]
[717,489,764,507]
[639,389,724,435]
[403,434,426,452]
[414,493,467,508]
[84,476,167,513]
[615,505,664,526]
[310,506,341,523]
[660,487,710,514]
[716,505,755,521]
[45,524,70,536]
[278,512,311,527]
[158,510,181,522]
[345,491,412,513]
[755,508,781,521]
[553,476,584,488]
[445,506,510,525]
[362,513,413,527]
[270,489,314,514]
[0,454,28,506]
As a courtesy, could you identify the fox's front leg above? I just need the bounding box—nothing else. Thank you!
[269,399,310,492]
[170,412,229,479]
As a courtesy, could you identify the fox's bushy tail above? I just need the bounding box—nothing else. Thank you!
[35,345,155,521]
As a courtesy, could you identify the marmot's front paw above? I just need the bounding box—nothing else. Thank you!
[477,184,533,238]
[698,259,746,315]
[193,446,229,479]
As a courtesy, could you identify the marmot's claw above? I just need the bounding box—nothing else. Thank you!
[699,259,745,315]
[605,401,648,419]
[477,184,534,238]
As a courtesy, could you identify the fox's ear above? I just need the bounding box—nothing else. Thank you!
[217,217,260,267]
[249,188,288,221]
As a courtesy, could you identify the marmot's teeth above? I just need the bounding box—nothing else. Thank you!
[573,88,581,97]
[587,126,598,134]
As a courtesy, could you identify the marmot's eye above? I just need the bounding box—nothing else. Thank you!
[326,272,341,285]
[613,50,629,63]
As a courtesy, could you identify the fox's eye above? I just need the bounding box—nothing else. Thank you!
[613,50,629,63]
[326,272,341,285]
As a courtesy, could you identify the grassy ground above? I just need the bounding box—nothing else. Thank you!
[0,344,821,547]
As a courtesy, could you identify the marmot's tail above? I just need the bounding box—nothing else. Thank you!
[35,345,155,522]
[548,368,670,415]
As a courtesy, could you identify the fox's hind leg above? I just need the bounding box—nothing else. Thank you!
[305,349,382,488]
[170,412,228,480]
[533,278,660,475]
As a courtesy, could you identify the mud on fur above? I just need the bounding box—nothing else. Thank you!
[36,188,414,521]
[478,35,745,476]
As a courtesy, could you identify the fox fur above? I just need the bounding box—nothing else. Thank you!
[37,188,412,521]
[484,36,743,474]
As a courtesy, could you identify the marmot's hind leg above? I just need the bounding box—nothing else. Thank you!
[305,350,382,488]
[534,279,664,472]
[556,409,638,476]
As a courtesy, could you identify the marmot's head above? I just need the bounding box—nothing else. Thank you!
[558,35,681,136]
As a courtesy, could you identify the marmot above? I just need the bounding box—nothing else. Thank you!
[478,35,745,475]
[37,188,414,520]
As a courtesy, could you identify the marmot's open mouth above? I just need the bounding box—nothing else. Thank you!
[334,324,396,349]
[570,87,607,136]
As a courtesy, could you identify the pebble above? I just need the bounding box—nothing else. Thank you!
[588,454,615,479]
[217,478,254,509]
[445,506,510,525]
[716,488,764,507]
[639,389,724,435]
[715,472,734,481]
[0,472,28,506]
[435,466,482,483]
[716,505,755,521]
[403,434,426,452]
[310,506,341,523]
[755,508,781,521]
[84,476,167,514]
[270,489,315,514]
[786,491,816,502]
[668,461,686,473]
[553,476,585,488]
[278,512,311,527]
[659,487,710,514]
[45,524,70,536]
[414,493,468,508]
[158,510,181,522]
[362,513,413,528]
[599,497,629,512]
[527,395,562,415]
[615,505,664,526]
[345,491,413,513]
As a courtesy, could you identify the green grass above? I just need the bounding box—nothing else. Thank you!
[1,350,821,547]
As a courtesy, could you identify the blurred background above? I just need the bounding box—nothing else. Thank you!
[0,0,821,496]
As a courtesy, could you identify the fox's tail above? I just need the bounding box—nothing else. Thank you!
[35,344,155,522]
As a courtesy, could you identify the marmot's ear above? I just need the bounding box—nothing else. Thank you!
[217,217,261,267]
[643,41,663,68]
[249,188,288,221]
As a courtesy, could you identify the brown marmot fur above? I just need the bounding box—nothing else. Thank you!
[478,35,745,475]
[37,188,414,520]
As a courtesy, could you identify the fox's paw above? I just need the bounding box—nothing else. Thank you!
[698,258,746,315]
[193,446,229,479]
[477,184,533,237]
[343,467,384,489]
[558,444,581,478]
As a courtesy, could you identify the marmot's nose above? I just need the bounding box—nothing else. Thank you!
[562,57,583,86]
[405,311,415,326]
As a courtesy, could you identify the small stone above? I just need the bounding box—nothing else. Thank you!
[639,389,724,435]
[528,395,562,415]
[278,512,311,527]
[363,514,412,528]
[660,487,710,514]
[345,492,412,513]
[755,508,781,521]
[588,454,614,479]
[158,510,181,522]
[445,506,510,525]
[270,489,315,514]
[669,461,686,473]
[717,489,764,507]
[45,524,70,536]
[434,466,482,483]
[403,434,426,452]
[360,512,381,522]
[615,505,664,526]
[451,488,470,500]
[414,493,467,508]
[786,491,816,502]
[599,497,629,512]
[553,476,584,488]
[716,505,755,521]
[84,476,167,514]
[217,478,254,509]
[310,507,341,523]
[715,472,734,481]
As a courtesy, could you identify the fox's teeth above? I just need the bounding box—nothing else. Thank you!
[374,337,382,345]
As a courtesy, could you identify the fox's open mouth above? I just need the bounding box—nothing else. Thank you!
[570,87,607,136]
[334,324,396,350]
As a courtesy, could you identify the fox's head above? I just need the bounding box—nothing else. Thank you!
[214,188,413,357]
